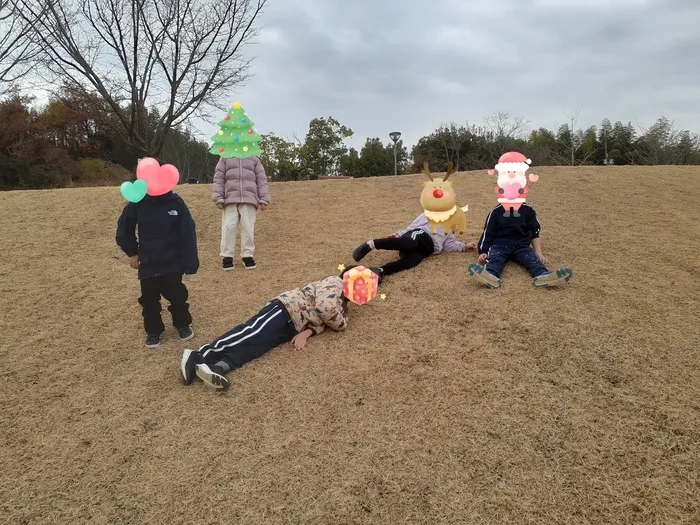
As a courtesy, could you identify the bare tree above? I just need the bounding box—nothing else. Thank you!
[435,122,472,171]
[0,0,40,90]
[483,111,529,161]
[553,106,596,166]
[563,107,580,166]
[14,0,266,156]
[484,111,529,140]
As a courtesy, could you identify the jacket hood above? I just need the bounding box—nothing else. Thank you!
[143,191,178,203]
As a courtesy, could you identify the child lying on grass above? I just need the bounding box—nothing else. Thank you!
[351,213,476,278]
[180,265,382,391]
[468,203,572,289]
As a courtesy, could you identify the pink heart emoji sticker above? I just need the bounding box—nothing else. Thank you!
[528,174,539,183]
[136,158,180,196]
[501,182,522,200]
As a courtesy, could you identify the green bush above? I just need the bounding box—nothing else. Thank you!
[0,154,64,190]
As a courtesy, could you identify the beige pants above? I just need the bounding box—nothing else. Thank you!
[220,203,257,258]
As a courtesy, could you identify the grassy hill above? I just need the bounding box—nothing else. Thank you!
[1,166,698,524]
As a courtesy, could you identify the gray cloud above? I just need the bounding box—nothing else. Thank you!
[197,0,700,150]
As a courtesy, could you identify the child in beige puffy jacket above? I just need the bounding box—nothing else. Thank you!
[212,155,270,270]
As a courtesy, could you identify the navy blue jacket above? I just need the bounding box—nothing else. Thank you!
[477,203,541,255]
[116,192,199,280]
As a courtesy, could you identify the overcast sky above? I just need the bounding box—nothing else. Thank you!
[198,0,699,150]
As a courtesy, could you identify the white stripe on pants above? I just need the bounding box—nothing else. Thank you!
[199,302,282,359]
[197,300,297,370]
[220,203,257,258]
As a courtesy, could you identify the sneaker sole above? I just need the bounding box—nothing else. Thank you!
[533,268,573,288]
[223,266,235,271]
[244,265,256,270]
[180,350,196,385]
[195,364,230,391]
[468,265,501,289]
[352,245,370,262]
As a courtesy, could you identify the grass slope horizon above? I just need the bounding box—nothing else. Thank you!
[1,166,699,524]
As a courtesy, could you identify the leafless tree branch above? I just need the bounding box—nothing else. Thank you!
[13,0,266,156]
[0,0,43,90]
[484,111,529,141]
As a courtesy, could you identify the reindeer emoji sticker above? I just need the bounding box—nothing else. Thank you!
[420,161,469,235]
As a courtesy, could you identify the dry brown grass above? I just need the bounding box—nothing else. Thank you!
[1,166,699,525]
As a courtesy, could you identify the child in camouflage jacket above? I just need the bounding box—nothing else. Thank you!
[179,266,382,391]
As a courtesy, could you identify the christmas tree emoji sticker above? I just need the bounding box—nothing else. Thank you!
[210,101,262,159]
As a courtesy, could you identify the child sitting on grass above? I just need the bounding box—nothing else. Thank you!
[351,213,476,277]
[116,191,199,348]
[468,203,572,289]
[180,265,382,391]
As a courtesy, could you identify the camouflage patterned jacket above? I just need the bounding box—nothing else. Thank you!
[276,276,349,335]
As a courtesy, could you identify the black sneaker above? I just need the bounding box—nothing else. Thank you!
[178,326,194,341]
[195,363,230,391]
[222,257,234,271]
[242,257,256,270]
[369,266,384,284]
[180,349,198,385]
[352,242,372,262]
[145,334,162,348]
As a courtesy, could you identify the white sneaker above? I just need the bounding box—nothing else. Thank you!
[195,363,230,391]
[180,349,198,385]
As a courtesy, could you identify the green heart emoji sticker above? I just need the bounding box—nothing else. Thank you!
[120,179,148,203]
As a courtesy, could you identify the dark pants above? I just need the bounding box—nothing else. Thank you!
[198,299,297,371]
[375,229,435,276]
[485,244,549,279]
[139,273,192,335]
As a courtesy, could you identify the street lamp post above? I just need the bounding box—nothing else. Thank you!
[389,131,401,176]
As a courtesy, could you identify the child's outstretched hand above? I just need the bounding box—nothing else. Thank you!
[537,253,548,265]
[259,203,268,211]
[129,256,139,269]
[463,242,476,252]
[477,253,488,265]
[292,331,311,350]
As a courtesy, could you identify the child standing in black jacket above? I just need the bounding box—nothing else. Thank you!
[116,191,200,348]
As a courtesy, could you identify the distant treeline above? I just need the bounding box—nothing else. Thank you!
[1,93,698,190]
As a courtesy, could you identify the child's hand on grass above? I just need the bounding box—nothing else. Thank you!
[478,253,488,265]
[388,233,399,238]
[129,256,139,269]
[216,202,224,210]
[537,253,548,265]
[463,242,476,252]
[259,203,268,211]
[292,331,311,350]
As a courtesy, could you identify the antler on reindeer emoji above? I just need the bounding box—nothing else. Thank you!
[420,161,469,235]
